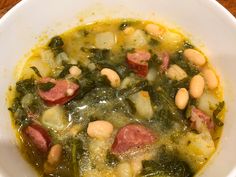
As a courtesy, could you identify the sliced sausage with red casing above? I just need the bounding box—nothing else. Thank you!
[159,52,169,72]
[24,124,51,152]
[38,77,79,105]
[190,107,214,132]
[111,124,156,154]
[127,50,151,77]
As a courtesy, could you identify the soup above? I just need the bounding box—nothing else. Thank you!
[8,19,225,177]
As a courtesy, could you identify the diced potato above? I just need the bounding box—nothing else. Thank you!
[56,52,69,65]
[116,162,133,177]
[95,32,116,49]
[198,91,219,116]
[89,139,110,168]
[120,76,138,89]
[146,68,157,83]
[40,50,56,69]
[21,93,34,109]
[178,131,215,170]
[125,30,147,48]
[129,91,154,119]
[41,106,66,131]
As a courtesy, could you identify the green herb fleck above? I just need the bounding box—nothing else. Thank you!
[30,66,42,78]
[38,82,56,91]
[149,38,160,46]
[16,78,36,95]
[106,151,119,167]
[48,36,64,55]
[213,101,225,127]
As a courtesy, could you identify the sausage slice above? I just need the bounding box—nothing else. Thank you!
[190,107,214,132]
[24,124,51,152]
[111,124,156,154]
[38,77,79,105]
[127,50,151,77]
[159,52,169,72]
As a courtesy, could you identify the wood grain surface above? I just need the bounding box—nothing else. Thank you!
[0,0,236,18]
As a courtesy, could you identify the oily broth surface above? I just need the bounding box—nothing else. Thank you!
[8,19,224,177]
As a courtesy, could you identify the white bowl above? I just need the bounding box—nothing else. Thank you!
[0,0,236,176]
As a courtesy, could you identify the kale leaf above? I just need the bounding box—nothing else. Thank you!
[38,82,56,91]
[213,101,225,127]
[48,36,64,55]
[16,78,36,95]
[30,66,42,77]
[141,147,193,177]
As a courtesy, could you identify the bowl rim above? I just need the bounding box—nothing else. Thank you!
[1,0,236,28]
[0,0,236,177]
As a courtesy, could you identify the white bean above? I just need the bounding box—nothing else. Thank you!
[87,120,113,139]
[123,27,135,35]
[184,49,206,66]
[145,24,163,37]
[175,88,189,110]
[166,64,187,81]
[101,68,121,88]
[190,75,205,98]
[69,66,81,77]
[47,144,62,166]
[203,68,218,90]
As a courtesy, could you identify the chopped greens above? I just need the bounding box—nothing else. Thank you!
[48,36,64,55]
[141,147,193,177]
[9,19,224,177]
[213,101,225,127]
[38,82,56,91]
[16,78,36,95]
[106,151,119,167]
[149,38,160,46]
[170,51,199,76]
[30,66,42,77]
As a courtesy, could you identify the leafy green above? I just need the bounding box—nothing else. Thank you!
[16,78,36,95]
[66,81,147,121]
[213,101,225,127]
[141,147,193,177]
[9,97,31,129]
[149,38,160,47]
[71,138,84,177]
[170,51,199,77]
[30,66,42,77]
[88,48,110,61]
[118,80,148,98]
[183,41,194,49]
[48,36,64,55]
[154,74,190,99]
[113,64,130,79]
[148,53,162,68]
[106,151,119,167]
[147,86,187,130]
[38,82,56,91]
[58,62,77,78]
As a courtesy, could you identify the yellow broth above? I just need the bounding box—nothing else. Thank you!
[8,19,225,177]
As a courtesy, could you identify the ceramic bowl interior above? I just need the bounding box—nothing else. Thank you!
[0,0,236,176]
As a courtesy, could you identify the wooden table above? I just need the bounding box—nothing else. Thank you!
[0,0,236,18]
